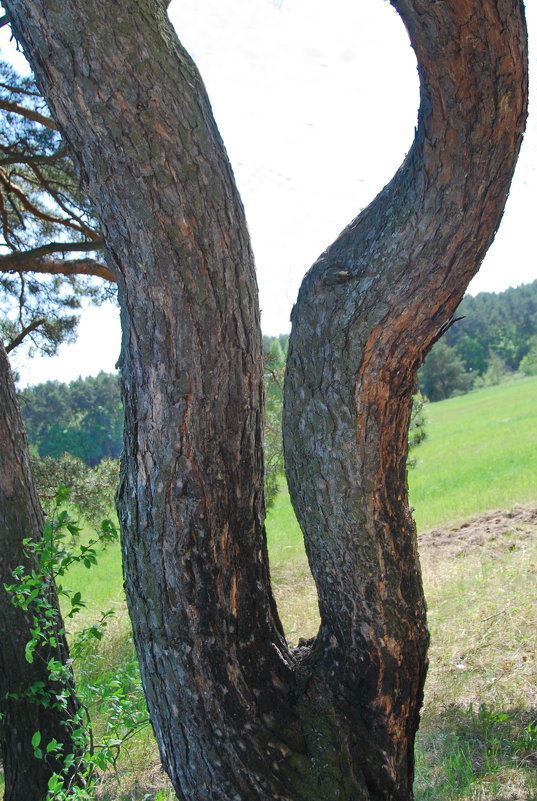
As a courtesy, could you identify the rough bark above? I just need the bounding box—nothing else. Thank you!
[283,1,528,795]
[2,0,527,799]
[0,343,84,801]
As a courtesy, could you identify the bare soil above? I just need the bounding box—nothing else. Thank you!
[419,505,537,559]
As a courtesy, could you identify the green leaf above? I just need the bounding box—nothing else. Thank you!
[31,731,42,748]
[106,737,123,747]
[67,522,82,536]
[24,640,36,664]
[71,591,82,606]
[46,738,60,753]
[47,773,64,792]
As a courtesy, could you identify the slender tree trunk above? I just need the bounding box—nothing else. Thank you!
[0,343,84,801]
[3,0,527,799]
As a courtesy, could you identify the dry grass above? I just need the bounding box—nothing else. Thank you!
[416,509,537,800]
[3,508,534,801]
[270,555,320,644]
[269,507,537,801]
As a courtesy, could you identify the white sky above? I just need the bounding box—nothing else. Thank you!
[4,0,536,386]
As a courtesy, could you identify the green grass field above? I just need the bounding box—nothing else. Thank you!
[64,375,537,616]
[265,375,537,556]
[3,376,536,800]
[408,376,537,530]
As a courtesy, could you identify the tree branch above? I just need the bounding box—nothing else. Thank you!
[0,98,57,130]
[28,162,97,238]
[2,256,115,282]
[0,80,41,97]
[0,143,67,167]
[5,317,46,352]
[0,169,94,236]
[1,239,103,261]
[0,241,116,282]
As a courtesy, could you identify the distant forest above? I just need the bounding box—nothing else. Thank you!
[420,279,537,400]
[19,280,537,465]
[19,371,122,467]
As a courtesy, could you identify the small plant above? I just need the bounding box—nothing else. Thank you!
[408,393,428,469]
[4,485,148,799]
[415,704,537,801]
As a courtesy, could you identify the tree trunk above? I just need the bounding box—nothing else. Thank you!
[0,343,84,801]
[283,2,528,793]
[3,1,527,799]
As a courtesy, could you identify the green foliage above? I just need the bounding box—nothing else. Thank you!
[74,633,149,771]
[519,336,537,376]
[419,341,473,401]
[419,280,537,400]
[4,487,148,800]
[263,337,286,509]
[31,453,119,526]
[472,351,512,389]
[0,61,110,358]
[19,371,123,466]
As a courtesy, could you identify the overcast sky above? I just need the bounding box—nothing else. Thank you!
[4,0,536,386]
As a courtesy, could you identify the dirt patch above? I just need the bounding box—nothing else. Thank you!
[419,505,537,559]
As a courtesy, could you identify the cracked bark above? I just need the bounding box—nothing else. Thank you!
[2,0,527,798]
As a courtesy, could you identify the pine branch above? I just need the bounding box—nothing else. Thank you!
[0,80,41,97]
[0,169,92,236]
[0,98,57,130]
[5,317,46,352]
[0,241,116,282]
[0,143,68,167]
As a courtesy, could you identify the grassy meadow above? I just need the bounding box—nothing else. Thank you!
[408,376,537,530]
[3,376,537,800]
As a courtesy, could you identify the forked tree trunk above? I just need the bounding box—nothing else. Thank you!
[3,1,527,799]
[0,343,84,801]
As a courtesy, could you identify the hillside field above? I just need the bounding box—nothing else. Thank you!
[408,376,537,530]
[2,376,536,800]
[266,375,537,556]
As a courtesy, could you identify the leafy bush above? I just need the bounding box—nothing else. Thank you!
[5,487,147,800]
[31,454,119,526]
[473,352,512,389]
[519,336,537,376]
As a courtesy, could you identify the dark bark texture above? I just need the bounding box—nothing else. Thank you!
[2,0,527,799]
[0,343,83,801]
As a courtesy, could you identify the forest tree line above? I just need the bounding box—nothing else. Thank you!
[19,278,537,470]
[420,279,537,400]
